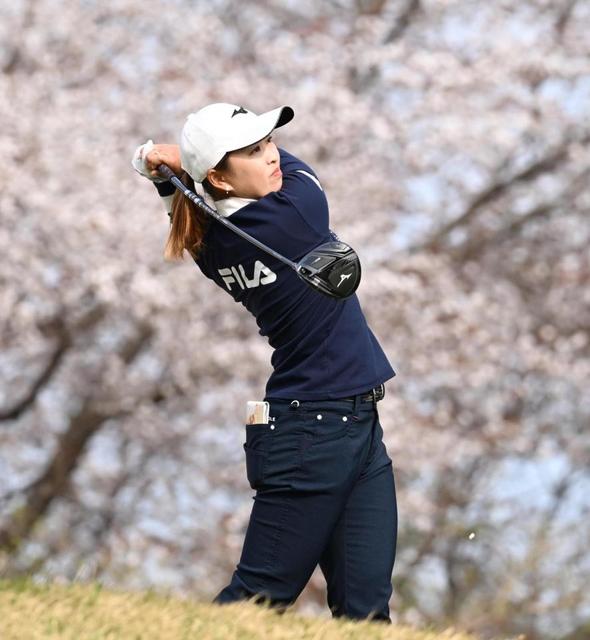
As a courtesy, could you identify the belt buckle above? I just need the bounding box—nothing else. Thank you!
[371,383,384,403]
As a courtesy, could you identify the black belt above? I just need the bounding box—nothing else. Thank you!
[268,383,386,408]
[356,383,385,403]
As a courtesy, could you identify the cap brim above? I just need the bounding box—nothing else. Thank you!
[225,105,294,152]
[273,105,294,128]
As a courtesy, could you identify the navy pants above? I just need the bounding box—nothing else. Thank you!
[213,392,397,622]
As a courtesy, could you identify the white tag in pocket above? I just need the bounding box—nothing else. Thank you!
[246,401,270,425]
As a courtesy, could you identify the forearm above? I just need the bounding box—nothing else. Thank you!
[154,180,176,219]
[145,144,181,219]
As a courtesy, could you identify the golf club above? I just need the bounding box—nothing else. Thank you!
[157,164,361,299]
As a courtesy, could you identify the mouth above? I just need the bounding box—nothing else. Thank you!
[271,168,282,179]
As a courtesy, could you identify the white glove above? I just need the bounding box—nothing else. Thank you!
[131,139,168,183]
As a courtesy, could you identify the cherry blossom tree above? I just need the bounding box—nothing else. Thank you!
[1,1,588,638]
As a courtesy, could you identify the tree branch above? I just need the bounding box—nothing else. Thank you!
[0,328,69,422]
[0,322,153,555]
[355,0,388,16]
[1,0,35,74]
[384,0,421,44]
[417,142,571,254]
[413,128,590,255]
[555,0,578,38]
[0,304,107,424]
[449,165,590,261]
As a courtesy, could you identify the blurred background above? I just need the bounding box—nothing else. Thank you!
[1,1,589,638]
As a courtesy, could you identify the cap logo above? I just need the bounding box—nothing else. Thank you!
[231,106,248,118]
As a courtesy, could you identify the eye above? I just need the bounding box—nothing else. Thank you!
[248,136,274,156]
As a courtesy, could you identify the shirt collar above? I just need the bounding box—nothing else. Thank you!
[213,196,256,217]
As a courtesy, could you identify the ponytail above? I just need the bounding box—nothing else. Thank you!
[164,172,212,261]
[164,155,230,261]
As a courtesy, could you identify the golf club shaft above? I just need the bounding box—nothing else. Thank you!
[157,164,298,270]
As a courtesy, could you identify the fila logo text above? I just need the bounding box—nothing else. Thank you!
[218,260,277,291]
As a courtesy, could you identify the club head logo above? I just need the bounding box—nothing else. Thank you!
[338,272,352,288]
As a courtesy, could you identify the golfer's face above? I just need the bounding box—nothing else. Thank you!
[225,136,282,198]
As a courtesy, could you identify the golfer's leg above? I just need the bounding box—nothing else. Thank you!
[214,489,337,609]
[214,408,355,609]
[320,413,397,622]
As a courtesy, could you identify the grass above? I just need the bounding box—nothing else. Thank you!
[0,579,479,640]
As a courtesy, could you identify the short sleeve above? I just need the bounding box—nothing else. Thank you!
[271,148,330,238]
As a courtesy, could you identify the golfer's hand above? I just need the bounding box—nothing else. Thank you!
[131,140,181,182]
[145,143,182,180]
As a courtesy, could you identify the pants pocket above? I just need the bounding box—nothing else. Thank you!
[243,423,271,490]
[243,444,267,489]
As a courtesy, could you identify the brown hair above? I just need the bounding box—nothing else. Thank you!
[164,155,230,261]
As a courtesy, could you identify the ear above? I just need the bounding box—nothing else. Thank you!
[207,168,233,192]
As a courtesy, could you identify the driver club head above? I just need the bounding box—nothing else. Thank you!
[296,241,362,299]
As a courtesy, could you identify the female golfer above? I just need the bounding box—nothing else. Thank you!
[132,103,397,623]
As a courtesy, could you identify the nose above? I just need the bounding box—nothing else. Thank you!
[266,141,279,164]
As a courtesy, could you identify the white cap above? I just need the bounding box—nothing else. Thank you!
[180,103,294,182]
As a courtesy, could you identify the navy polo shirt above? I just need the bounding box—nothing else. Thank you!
[182,149,396,400]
